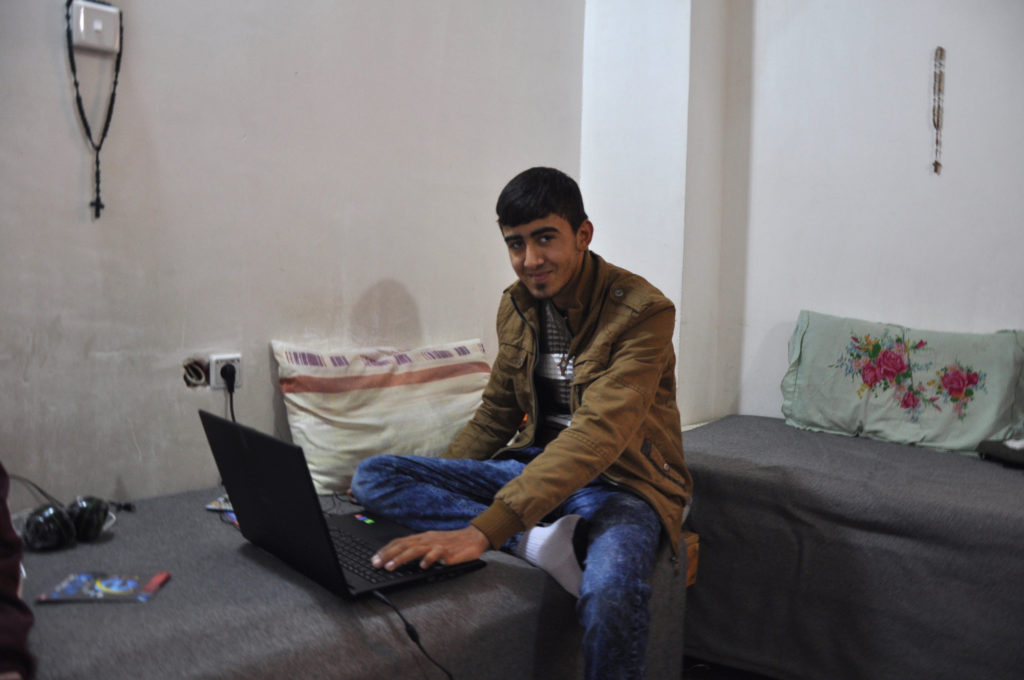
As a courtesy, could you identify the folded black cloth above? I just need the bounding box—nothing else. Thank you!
[978,439,1024,468]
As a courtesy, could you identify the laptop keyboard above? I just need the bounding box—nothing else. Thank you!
[329,527,427,584]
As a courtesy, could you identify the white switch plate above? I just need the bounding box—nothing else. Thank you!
[70,0,121,54]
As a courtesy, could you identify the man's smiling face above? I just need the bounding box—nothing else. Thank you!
[501,213,593,310]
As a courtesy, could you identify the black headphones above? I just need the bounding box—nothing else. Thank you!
[11,475,132,551]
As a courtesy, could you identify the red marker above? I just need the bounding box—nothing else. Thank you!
[138,571,170,602]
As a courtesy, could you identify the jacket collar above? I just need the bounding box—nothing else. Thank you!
[508,251,606,336]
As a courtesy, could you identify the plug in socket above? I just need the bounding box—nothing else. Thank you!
[209,353,242,390]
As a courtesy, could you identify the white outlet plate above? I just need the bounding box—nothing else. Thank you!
[70,0,121,54]
[209,353,242,390]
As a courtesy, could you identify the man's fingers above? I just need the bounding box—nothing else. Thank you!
[372,537,430,571]
[371,539,411,570]
[372,540,442,571]
[419,545,447,570]
[370,527,489,571]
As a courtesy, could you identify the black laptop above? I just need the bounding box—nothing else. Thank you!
[198,410,485,598]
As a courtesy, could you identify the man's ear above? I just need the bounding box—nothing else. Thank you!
[576,219,594,250]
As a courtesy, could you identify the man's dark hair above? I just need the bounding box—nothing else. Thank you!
[496,167,588,231]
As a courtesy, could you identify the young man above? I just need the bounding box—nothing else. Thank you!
[351,167,691,679]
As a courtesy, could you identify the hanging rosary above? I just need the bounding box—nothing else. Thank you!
[65,0,124,218]
[932,46,945,175]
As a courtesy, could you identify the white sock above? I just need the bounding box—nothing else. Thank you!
[513,514,586,597]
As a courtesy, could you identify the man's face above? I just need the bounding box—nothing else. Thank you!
[501,214,593,309]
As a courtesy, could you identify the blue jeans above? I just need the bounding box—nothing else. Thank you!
[351,450,663,680]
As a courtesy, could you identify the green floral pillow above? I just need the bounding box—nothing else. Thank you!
[781,310,1024,451]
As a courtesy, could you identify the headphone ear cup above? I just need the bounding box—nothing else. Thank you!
[23,503,77,551]
[66,496,111,542]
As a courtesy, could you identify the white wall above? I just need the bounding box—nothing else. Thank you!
[0,0,585,510]
[580,0,690,322]
[680,0,1024,423]
[737,0,1024,416]
[679,0,754,424]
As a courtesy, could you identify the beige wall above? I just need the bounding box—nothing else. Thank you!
[1,0,585,511]
[5,0,1021,511]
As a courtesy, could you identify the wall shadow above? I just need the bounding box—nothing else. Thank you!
[348,279,425,350]
[269,279,424,441]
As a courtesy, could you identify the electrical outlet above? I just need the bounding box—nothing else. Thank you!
[209,353,242,390]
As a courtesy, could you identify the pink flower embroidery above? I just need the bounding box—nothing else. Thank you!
[900,391,920,409]
[933,364,984,419]
[836,332,985,422]
[941,369,969,398]
[876,350,908,381]
[861,363,882,388]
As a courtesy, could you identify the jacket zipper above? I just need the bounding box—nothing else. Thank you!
[641,438,689,495]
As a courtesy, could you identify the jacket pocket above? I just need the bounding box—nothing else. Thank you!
[497,342,533,413]
[641,437,688,495]
[497,342,529,370]
[570,355,606,411]
[574,337,612,374]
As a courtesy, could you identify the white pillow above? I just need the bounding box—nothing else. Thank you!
[271,339,490,493]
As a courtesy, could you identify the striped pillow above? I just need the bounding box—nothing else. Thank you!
[271,339,490,493]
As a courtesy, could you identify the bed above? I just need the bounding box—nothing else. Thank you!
[21,486,688,679]
[681,414,1024,680]
[681,310,1024,680]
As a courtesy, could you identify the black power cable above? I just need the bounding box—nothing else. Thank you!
[371,590,454,679]
[9,474,135,514]
[219,363,237,423]
[8,475,64,507]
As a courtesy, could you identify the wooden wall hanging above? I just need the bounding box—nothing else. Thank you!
[932,46,945,175]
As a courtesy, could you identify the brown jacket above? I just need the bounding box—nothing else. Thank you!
[444,252,692,554]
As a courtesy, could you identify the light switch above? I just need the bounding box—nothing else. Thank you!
[70,0,121,54]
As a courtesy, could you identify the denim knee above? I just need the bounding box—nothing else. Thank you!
[579,565,652,615]
[349,454,398,505]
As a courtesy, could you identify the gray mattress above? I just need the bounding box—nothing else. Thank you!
[21,487,583,679]
[21,486,687,679]
[682,415,1024,680]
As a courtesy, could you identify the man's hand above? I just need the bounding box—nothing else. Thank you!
[371,525,490,571]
